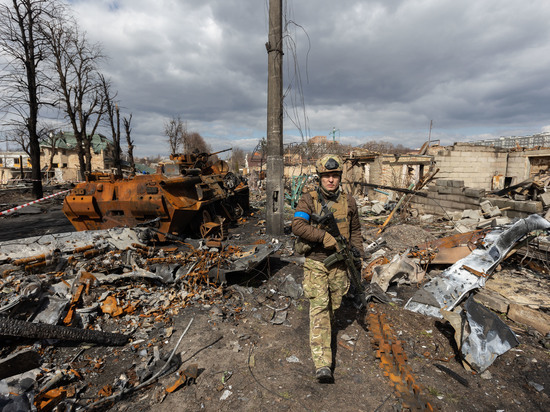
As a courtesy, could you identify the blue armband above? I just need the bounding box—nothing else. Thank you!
[294,211,310,221]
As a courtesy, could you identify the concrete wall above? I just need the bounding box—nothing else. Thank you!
[429,144,550,189]
[431,143,509,190]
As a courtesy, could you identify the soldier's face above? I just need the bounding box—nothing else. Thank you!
[320,172,341,192]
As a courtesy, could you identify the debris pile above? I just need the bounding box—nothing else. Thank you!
[363,213,550,375]
[0,227,278,410]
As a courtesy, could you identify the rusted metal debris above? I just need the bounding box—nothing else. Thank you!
[0,316,128,346]
[366,304,435,411]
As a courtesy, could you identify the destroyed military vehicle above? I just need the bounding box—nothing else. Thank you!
[62,149,249,240]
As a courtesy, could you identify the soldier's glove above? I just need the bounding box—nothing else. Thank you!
[322,232,337,249]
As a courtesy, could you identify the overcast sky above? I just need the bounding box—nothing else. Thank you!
[67,0,550,157]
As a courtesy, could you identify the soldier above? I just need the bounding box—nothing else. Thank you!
[292,154,363,383]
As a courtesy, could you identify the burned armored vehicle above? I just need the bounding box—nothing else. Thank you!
[62,149,249,240]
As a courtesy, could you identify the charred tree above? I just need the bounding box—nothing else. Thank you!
[100,74,122,176]
[123,114,136,175]
[0,0,63,198]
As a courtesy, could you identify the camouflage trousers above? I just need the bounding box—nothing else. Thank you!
[303,258,349,369]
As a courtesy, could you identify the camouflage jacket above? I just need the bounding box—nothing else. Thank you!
[291,189,363,262]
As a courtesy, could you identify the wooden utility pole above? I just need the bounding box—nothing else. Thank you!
[266,0,284,235]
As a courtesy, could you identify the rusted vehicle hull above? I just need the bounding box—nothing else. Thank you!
[63,169,249,239]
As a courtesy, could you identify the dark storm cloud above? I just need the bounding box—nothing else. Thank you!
[66,0,550,155]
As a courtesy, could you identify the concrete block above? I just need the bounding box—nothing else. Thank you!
[514,201,543,214]
[458,217,479,226]
[474,290,509,313]
[450,180,464,188]
[492,216,511,226]
[435,180,450,187]
[488,206,502,217]
[461,209,482,220]
[448,211,463,221]
[464,188,485,198]
[539,191,550,207]
[480,200,493,214]
[449,187,465,195]
[437,186,452,194]
[508,304,550,335]
[484,198,513,210]
[477,218,494,228]
[454,222,473,233]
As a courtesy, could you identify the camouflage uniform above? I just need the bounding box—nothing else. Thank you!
[291,155,363,372]
[303,258,348,368]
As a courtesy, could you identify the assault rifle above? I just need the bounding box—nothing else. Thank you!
[311,212,368,307]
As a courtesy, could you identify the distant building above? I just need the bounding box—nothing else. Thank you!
[1,132,117,185]
[470,132,550,149]
[40,132,116,181]
[0,151,31,184]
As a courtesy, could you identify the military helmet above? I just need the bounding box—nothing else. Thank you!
[316,154,344,174]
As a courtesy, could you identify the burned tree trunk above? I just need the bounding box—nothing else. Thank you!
[0,317,128,346]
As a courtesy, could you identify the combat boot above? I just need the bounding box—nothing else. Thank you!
[315,366,333,383]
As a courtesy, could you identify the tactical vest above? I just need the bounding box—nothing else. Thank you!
[311,189,350,239]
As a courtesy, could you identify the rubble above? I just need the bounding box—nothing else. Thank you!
[0,218,279,410]
[404,214,550,318]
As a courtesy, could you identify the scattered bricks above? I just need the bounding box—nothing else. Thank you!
[539,191,550,207]
[474,290,510,314]
[464,188,485,198]
[508,304,550,335]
